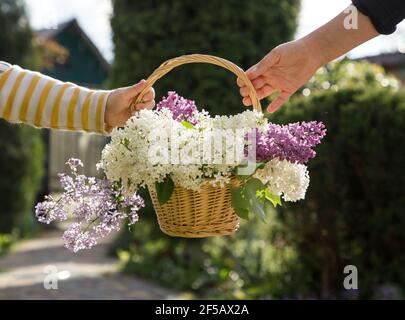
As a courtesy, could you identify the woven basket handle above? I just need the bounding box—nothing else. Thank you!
[132,54,262,112]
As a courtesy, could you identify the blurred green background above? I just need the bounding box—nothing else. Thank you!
[0,0,45,254]
[1,0,405,299]
[109,0,300,115]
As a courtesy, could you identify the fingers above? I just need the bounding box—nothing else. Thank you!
[246,62,266,81]
[257,85,276,100]
[141,88,155,102]
[133,87,155,110]
[133,100,155,112]
[236,65,266,89]
[252,77,268,90]
[236,77,245,88]
[246,49,280,80]
[242,85,275,107]
[239,76,268,97]
[242,97,252,107]
[238,48,281,106]
[122,80,156,100]
[267,91,291,113]
[124,81,155,112]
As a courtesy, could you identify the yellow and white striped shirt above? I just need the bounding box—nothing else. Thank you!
[0,62,111,135]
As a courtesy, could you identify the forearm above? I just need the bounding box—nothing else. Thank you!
[301,6,379,67]
[0,63,111,135]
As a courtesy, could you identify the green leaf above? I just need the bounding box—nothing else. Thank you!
[264,189,282,207]
[244,177,265,192]
[231,178,275,222]
[231,187,250,220]
[181,121,195,129]
[255,162,266,171]
[244,178,267,222]
[235,162,265,178]
[234,206,250,220]
[264,199,275,216]
[155,176,174,205]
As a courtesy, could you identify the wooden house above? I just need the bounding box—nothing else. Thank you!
[359,51,405,84]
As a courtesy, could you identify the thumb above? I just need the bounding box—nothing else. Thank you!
[124,79,147,97]
[246,49,280,80]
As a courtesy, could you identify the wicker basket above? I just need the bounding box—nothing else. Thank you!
[149,178,241,238]
[132,54,262,238]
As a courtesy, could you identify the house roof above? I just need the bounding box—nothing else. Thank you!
[357,51,405,69]
[36,18,111,72]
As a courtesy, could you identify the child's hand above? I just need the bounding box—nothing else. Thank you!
[105,80,155,131]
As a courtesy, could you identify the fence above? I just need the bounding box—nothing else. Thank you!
[48,131,107,191]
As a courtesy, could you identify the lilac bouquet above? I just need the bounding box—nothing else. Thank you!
[35,159,144,252]
[100,91,326,221]
[36,91,326,250]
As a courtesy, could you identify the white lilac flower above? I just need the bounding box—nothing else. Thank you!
[254,159,310,202]
[100,104,264,193]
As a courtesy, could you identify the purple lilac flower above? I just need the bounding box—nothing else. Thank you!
[250,121,326,164]
[35,158,145,253]
[35,195,68,224]
[62,223,97,253]
[157,91,198,124]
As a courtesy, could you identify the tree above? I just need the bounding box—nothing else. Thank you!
[0,0,33,65]
[110,0,300,115]
[0,0,45,234]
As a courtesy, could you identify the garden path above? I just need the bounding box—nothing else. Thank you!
[0,228,177,300]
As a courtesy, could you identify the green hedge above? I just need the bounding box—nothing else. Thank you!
[0,0,44,237]
[0,121,45,234]
[270,81,405,299]
[110,0,300,115]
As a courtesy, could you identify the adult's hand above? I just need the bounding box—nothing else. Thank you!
[238,5,379,112]
[238,39,321,112]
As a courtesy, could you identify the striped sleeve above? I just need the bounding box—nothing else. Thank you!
[0,62,11,74]
[0,63,111,135]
